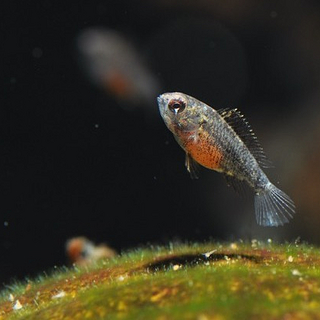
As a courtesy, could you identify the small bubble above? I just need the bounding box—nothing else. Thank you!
[94,124,99,128]
[4,221,8,227]
[32,47,43,58]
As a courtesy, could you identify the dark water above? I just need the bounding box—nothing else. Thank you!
[3,0,320,286]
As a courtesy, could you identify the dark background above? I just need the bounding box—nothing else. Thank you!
[3,0,320,286]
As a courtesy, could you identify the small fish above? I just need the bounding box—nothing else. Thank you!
[157,92,295,227]
[66,237,116,266]
[77,28,160,108]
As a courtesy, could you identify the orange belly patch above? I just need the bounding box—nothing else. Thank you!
[103,70,133,98]
[185,132,223,171]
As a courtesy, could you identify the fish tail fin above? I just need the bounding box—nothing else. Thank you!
[254,183,295,227]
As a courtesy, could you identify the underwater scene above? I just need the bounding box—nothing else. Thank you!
[3,1,320,318]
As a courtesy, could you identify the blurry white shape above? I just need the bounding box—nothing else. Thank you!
[52,291,66,299]
[230,243,238,249]
[77,28,160,108]
[203,249,217,258]
[117,275,127,281]
[292,269,302,276]
[288,255,294,262]
[13,300,23,310]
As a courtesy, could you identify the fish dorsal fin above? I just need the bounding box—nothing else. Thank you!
[217,108,272,168]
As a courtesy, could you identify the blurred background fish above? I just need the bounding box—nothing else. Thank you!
[77,28,161,113]
[66,236,116,266]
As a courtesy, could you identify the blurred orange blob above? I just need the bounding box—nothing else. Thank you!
[103,71,133,98]
[77,28,160,108]
[66,236,117,266]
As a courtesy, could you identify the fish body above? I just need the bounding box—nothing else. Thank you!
[157,92,295,226]
[77,28,160,107]
[66,237,116,266]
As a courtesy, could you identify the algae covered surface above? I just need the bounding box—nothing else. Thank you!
[1,241,320,319]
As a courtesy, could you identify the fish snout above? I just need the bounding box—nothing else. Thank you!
[157,95,163,106]
[157,94,167,116]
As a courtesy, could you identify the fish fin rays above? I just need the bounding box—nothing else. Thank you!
[185,153,199,179]
[254,183,295,227]
[223,173,248,197]
[217,108,272,168]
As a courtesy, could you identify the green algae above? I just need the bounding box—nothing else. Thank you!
[1,241,320,319]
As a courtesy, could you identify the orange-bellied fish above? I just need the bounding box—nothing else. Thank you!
[77,28,160,108]
[66,237,116,266]
[157,92,295,227]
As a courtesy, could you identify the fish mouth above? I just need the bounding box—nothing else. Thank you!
[157,94,166,117]
[157,95,163,107]
[157,94,175,132]
[157,94,166,105]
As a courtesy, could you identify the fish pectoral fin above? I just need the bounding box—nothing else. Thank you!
[185,153,199,179]
[223,173,248,196]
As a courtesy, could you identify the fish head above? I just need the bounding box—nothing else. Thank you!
[157,92,205,135]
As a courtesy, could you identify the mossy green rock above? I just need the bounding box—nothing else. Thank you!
[1,241,320,319]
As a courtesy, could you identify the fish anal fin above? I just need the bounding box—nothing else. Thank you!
[185,153,199,179]
[217,108,272,168]
[223,172,248,196]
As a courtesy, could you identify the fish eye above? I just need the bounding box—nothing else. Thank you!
[168,99,186,114]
